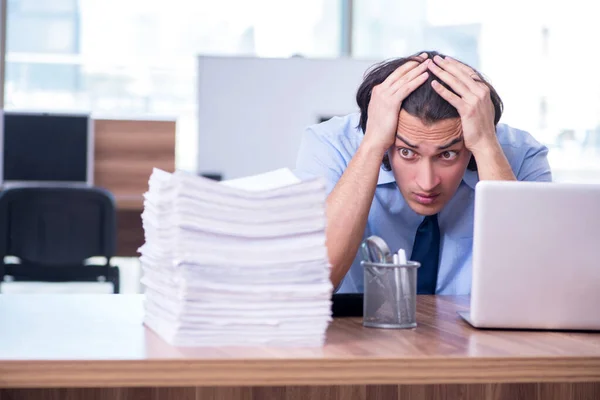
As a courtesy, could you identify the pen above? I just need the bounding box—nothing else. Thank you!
[396,248,409,322]
[397,248,407,264]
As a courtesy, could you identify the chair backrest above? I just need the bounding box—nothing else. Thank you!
[0,186,116,265]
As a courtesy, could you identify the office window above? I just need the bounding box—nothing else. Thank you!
[7,0,79,53]
[5,0,342,171]
[353,0,600,182]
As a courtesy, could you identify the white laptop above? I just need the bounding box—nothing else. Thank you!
[458,180,600,330]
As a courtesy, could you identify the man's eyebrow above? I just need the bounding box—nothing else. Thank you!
[437,137,463,150]
[395,134,418,148]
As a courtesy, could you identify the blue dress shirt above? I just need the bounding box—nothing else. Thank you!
[294,113,552,295]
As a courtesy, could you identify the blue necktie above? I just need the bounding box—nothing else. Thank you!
[411,214,441,294]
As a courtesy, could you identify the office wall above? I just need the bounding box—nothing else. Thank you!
[197,55,376,179]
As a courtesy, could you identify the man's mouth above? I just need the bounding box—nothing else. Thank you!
[413,192,440,205]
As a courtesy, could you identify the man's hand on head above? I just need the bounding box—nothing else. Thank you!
[426,55,498,156]
[427,55,515,181]
[362,53,430,156]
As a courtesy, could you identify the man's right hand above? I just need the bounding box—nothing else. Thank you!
[323,53,431,289]
[363,53,430,153]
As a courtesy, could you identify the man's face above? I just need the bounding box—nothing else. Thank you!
[389,109,471,216]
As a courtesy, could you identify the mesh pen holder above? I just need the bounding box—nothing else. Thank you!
[361,260,420,329]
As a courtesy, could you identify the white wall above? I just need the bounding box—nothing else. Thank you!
[197,55,376,179]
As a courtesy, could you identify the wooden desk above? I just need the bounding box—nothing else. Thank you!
[0,295,599,400]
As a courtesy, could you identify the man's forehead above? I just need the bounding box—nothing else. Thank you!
[397,109,462,140]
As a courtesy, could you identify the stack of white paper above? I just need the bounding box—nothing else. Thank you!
[138,167,333,347]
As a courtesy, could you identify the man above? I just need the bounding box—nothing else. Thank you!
[294,51,552,295]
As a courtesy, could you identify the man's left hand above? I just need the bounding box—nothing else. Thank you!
[427,55,497,154]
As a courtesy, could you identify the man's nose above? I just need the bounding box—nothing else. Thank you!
[415,161,440,192]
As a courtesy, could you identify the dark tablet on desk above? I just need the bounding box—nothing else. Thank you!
[331,293,363,317]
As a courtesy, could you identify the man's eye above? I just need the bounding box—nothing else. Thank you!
[398,148,416,159]
[440,150,458,160]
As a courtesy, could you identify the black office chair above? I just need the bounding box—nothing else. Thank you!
[0,186,120,293]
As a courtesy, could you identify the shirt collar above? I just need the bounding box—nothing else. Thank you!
[376,167,479,189]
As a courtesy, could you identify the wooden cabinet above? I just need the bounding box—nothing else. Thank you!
[93,118,176,255]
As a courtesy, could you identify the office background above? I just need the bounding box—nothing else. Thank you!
[0,0,597,293]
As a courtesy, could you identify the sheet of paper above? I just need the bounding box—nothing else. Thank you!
[220,167,301,191]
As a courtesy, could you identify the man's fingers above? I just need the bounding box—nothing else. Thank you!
[384,59,430,91]
[446,56,478,79]
[392,71,429,100]
[430,55,480,95]
[445,56,490,94]
[382,53,429,88]
[382,61,420,87]
[415,52,429,62]
[431,79,464,112]
[427,57,477,100]
[389,59,430,91]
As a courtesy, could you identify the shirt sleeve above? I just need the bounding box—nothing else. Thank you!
[515,140,553,182]
[294,127,347,195]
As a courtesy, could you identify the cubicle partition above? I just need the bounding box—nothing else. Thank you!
[196,55,376,180]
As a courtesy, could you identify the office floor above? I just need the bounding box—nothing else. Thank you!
[0,257,143,294]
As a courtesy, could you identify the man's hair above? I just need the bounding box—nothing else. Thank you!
[355,50,503,171]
